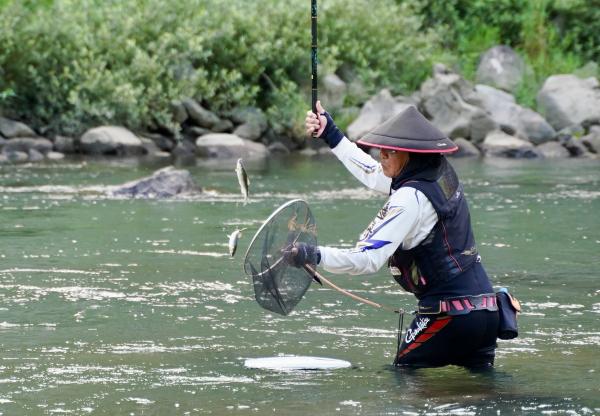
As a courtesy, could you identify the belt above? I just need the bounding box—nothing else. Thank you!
[417,293,498,316]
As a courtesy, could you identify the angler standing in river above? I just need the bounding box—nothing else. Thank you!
[285,100,500,369]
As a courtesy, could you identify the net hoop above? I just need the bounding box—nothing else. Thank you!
[242,198,309,272]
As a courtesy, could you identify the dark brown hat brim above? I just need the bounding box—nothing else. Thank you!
[356,106,458,153]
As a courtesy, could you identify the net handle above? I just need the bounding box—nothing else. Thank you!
[303,265,402,314]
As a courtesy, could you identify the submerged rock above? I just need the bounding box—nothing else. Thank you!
[111,166,200,198]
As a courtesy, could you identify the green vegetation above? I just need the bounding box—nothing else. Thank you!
[0,0,597,138]
[417,0,596,107]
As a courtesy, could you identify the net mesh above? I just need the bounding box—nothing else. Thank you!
[243,199,317,315]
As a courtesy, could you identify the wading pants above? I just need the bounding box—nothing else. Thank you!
[394,309,499,369]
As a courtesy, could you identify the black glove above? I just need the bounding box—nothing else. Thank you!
[319,112,344,149]
[282,242,321,268]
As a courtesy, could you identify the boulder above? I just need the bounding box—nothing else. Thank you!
[554,124,598,157]
[142,133,175,152]
[46,151,66,161]
[583,118,600,131]
[476,45,526,93]
[228,106,267,127]
[53,135,77,153]
[537,74,600,131]
[112,166,200,198]
[536,142,570,159]
[470,111,499,143]
[196,133,269,160]
[80,126,145,156]
[573,61,599,79]
[233,122,264,142]
[182,98,220,128]
[3,150,28,163]
[481,130,541,158]
[229,107,268,141]
[28,148,44,162]
[0,117,36,138]
[420,70,496,142]
[184,125,210,139]
[558,135,590,157]
[321,73,348,110]
[170,100,189,124]
[267,141,291,155]
[582,131,600,153]
[450,138,481,157]
[212,119,234,133]
[347,89,415,140]
[475,84,555,144]
[3,137,53,154]
[139,137,163,156]
[171,140,197,160]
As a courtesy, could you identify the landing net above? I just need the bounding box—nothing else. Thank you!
[243,199,317,315]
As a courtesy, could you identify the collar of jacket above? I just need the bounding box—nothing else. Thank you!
[390,154,445,192]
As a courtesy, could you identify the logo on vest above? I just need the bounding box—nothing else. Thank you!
[405,317,430,343]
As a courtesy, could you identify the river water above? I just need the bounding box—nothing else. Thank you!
[0,155,598,415]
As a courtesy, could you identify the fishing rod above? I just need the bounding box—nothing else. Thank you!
[311,0,318,137]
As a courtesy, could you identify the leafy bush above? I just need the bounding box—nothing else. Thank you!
[1,0,595,138]
[0,0,440,138]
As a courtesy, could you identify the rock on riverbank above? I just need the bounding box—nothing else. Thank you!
[1,45,599,164]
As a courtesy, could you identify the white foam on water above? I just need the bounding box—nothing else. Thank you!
[310,188,379,201]
[0,322,28,329]
[307,326,395,338]
[244,355,351,371]
[0,268,105,276]
[159,375,254,386]
[145,249,228,257]
[126,397,155,405]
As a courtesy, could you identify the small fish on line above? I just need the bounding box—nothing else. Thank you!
[228,228,247,257]
[235,158,249,204]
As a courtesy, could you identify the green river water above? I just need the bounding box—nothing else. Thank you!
[0,155,598,415]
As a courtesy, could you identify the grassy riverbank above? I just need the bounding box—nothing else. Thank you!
[0,0,597,137]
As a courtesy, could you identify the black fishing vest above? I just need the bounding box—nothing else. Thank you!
[389,160,479,298]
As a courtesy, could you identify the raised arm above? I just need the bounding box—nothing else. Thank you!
[305,101,391,194]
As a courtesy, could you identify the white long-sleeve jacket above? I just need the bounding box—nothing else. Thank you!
[318,137,438,275]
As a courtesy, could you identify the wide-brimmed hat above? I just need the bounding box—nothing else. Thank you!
[356,106,457,153]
